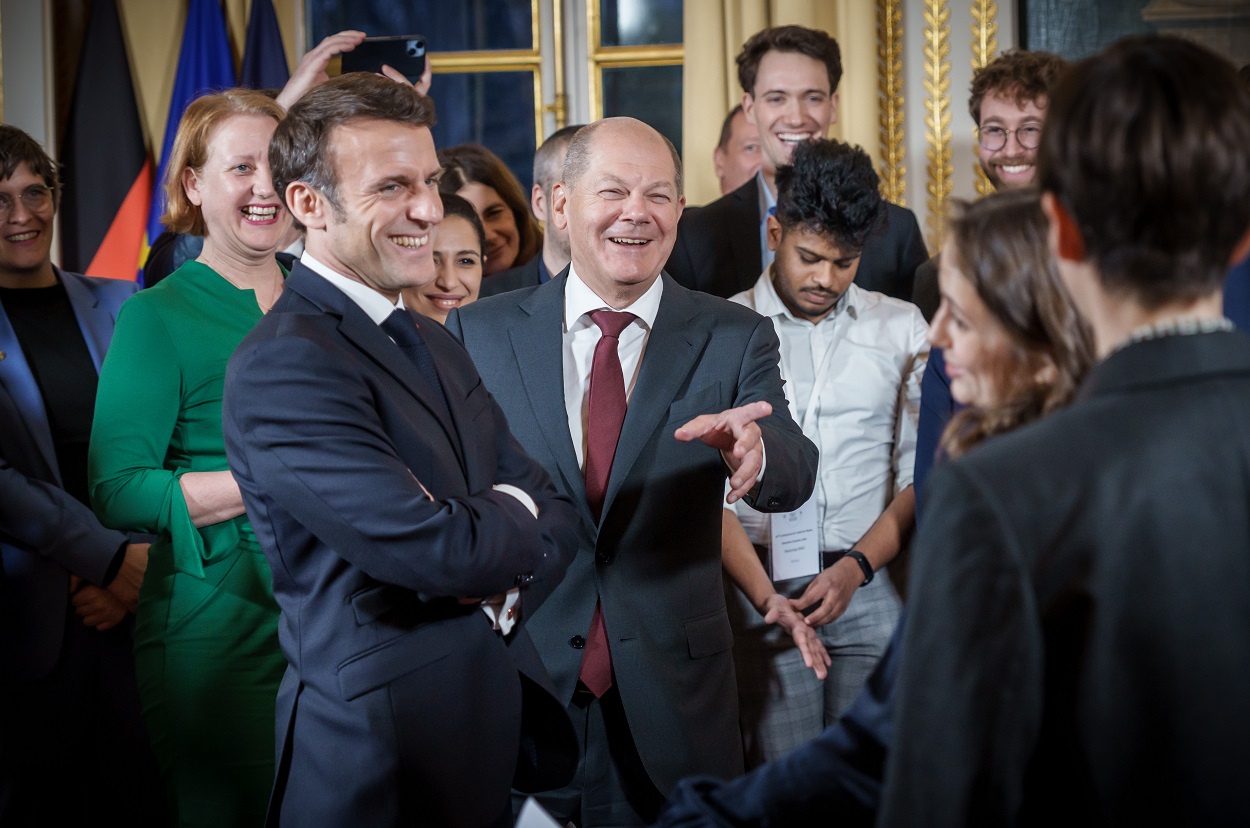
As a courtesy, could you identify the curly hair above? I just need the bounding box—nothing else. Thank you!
[938,190,1094,459]
[737,25,842,96]
[437,144,541,268]
[968,49,1067,126]
[773,139,882,254]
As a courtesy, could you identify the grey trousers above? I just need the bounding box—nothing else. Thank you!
[727,566,901,768]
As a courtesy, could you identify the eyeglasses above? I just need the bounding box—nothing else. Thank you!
[0,185,54,219]
[977,124,1043,152]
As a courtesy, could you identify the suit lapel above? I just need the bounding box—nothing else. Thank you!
[728,179,763,289]
[601,277,708,519]
[285,266,467,475]
[509,276,591,517]
[0,302,57,480]
[60,269,111,371]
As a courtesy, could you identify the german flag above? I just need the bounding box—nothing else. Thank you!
[59,0,152,281]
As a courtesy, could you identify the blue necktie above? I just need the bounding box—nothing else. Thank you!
[381,309,451,416]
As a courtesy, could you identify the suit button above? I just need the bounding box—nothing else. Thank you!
[514,572,534,587]
[569,635,586,649]
[595,551,611,565]
[767,496,782,508]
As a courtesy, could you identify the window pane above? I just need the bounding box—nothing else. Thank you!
[309,0,534,52]
[431,71,537,191]
[602,65,682,153]
[600,0,683,47]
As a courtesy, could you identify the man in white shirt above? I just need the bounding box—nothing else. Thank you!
[448,117,818,826]
[222,73,579,828]
[726,139,927,765]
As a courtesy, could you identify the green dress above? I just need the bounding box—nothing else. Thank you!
[90,261,284,827]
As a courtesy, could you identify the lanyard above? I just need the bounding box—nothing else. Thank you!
[778,308,852,434]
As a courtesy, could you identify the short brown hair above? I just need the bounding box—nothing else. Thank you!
[737,26,842,97]
[0,125,61,209]
[533,125,585,196]
[162,89,285,236]
[940,190,1093,459]
[969,49,1067,126]
[270,73,437,229]
[1038,36,1250,307]
[438,144,541,268]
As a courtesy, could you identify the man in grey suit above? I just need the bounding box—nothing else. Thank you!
[448,117,817,826]
[881,36,1250,825]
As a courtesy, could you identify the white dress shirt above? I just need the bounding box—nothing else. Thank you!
[729,270,928,551]
[562,266,665,469]
[302,252,530,632]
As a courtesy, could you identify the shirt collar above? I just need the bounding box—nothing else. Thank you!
[750,266,858,326]
[756,168,777,226]
[563,264,664,333]
[301,252,405,326]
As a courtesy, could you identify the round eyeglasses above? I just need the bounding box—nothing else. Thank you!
[0,185,53,220]
[977,124,1043,152]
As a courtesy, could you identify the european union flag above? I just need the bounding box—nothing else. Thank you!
[145,0,235,252]
[240,0,290,91]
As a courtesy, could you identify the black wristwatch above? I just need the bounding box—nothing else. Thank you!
[846,550,874,586]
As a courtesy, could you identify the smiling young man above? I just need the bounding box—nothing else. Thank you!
[448,117,817,826]
[221,73,579,828]
[724,139,927,766]
[667,25,927,302]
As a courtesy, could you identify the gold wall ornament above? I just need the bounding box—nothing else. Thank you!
[923,0,953,249]
[877,0,906,206]
[971,0,999,197]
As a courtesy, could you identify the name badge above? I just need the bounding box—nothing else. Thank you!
[769,497,820,581]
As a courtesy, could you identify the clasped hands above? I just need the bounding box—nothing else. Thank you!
[674,400,771,503]
[70,542,149,632]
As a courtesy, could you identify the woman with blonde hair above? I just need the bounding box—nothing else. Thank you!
[90,88,290,825]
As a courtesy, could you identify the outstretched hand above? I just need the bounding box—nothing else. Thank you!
[761,593,830,679]
[276,30,367,109]
[674,400,771,503]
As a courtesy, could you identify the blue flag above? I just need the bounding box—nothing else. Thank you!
[145,0,236,251]
[240,0,289,90]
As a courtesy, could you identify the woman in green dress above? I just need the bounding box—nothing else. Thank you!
[89,89,291,826]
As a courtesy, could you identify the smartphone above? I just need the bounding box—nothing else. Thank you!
[340,35,427,83]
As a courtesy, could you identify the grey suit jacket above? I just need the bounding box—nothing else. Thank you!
[666,176,929,301]
[480,254,543,298]
[882,331,1250,826]
[447,272,818,794]
[0,269,136,680]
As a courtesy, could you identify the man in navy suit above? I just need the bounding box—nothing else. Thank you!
[666,25,927,301]
[222,74,578,828]
[449,117,817,826]
[0,125,162,826]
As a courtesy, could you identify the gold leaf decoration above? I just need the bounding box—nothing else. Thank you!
[877,0,906,206]
[971,0,999,197]
[923,0,952,249]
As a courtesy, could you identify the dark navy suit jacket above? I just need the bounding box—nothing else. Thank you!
[0,268,136,680]
[223,263,579,827]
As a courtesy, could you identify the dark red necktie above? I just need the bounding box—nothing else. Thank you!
[578,308,636,697]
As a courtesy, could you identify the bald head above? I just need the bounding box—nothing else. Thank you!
[562,117,683,196]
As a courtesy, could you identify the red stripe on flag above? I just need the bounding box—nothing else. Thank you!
[85,160,153,281]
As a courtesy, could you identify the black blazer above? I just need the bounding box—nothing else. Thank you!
[666,177,929,301]
[223,263,579,827]
[882,331,1250,826]
[480,254,543,298]
[448,272,818,794]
